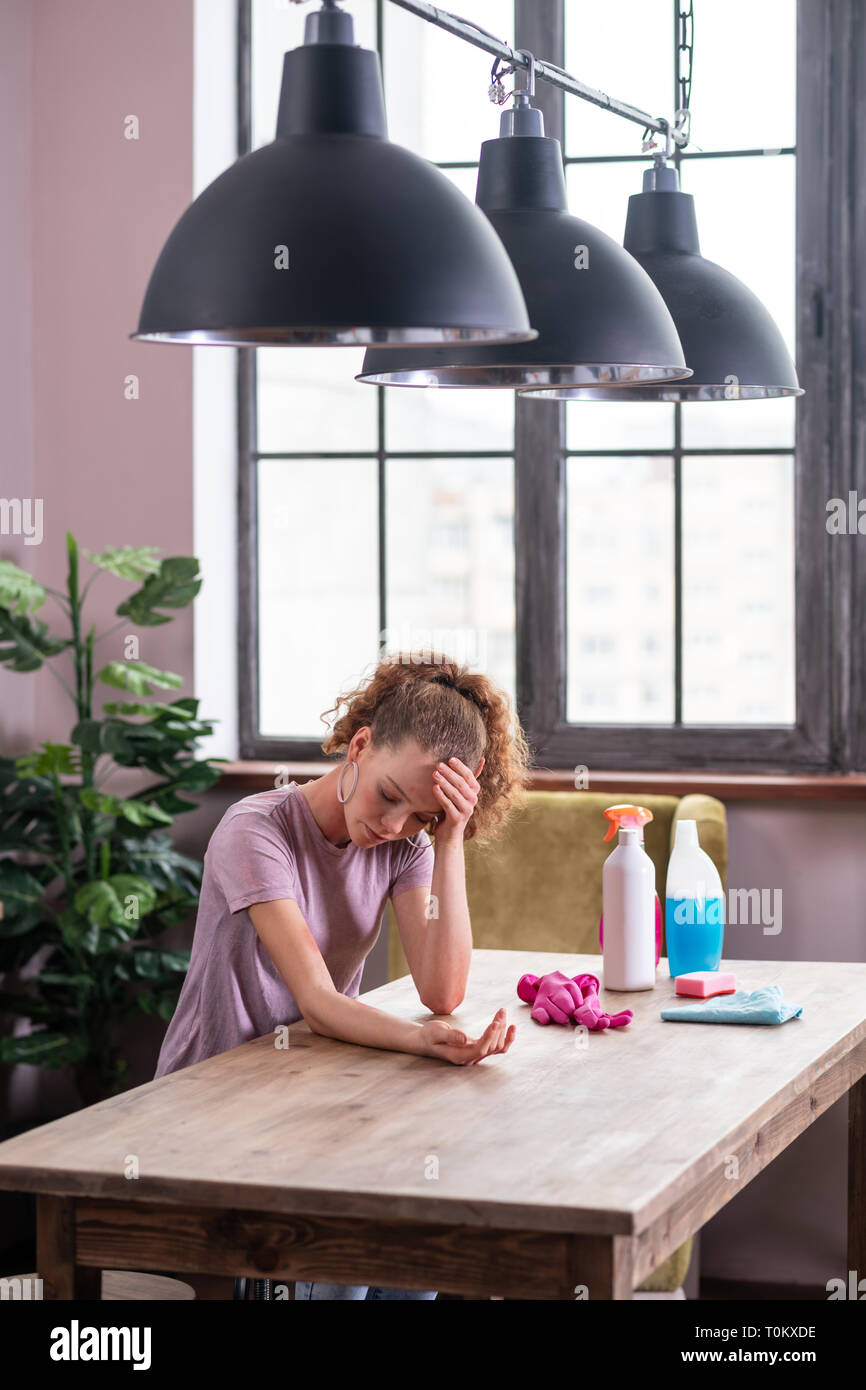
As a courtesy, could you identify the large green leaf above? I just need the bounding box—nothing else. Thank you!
[0,609,69,672]
[70,719,104,754]
[130,947,190,979]
[0,862,50,933]
[0,1030,89,1068]
[0,760,61,856]
[0,560,47,615]
[73,874,158,928]
[78,788,174,827]
[115,835,202,897]
[14,743,81,778]
[101,697,199,719]
[97,661,184,696]
[38,971,97,991]
[159,761,222,794]
[119,800,175,827]
[81,544,163,583]
[133,984,180,1022]
[56,907,101,954]
[96,717,220,784]
[114,557,202,627]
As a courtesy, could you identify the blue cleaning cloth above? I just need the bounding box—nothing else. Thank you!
[661,986,803,1025]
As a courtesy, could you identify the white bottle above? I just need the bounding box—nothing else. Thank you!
[664,819,726,978]
[602,827,656,990]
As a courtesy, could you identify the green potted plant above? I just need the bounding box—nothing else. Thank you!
[0,531,226,1107]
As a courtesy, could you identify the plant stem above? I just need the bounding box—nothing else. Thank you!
[66,533,97,881]
[78,570,102,606]
[51,766,75,897]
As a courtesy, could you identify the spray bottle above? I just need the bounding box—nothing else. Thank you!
[599,805,662,969]
[600,804,658,991]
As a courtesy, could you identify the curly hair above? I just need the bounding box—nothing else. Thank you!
[318,651,531,844]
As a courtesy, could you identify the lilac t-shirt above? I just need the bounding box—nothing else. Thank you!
[153,781,434,1078]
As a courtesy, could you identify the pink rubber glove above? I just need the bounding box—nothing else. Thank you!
[517,970,584,1025]
[570,973,633,1030]
[517,971,633,1031]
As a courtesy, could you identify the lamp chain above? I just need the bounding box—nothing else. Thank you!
[642,0,694,160]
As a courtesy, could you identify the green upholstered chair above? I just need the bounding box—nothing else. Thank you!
[386,789,728,1297]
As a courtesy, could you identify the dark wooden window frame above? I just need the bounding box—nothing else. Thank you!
[237,0,865,773]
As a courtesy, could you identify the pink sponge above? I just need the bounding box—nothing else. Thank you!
[675,970,737,998]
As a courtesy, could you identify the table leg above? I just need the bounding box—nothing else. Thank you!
[37,1195,101,1301]
[849,1071,866,1282]
[560,1233,634,1300]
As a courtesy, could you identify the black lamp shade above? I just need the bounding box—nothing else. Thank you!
[129,42,535,348]
[523,179,804,400]
[356,133,690,388]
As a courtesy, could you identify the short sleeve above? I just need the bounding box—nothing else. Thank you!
[389,830,434,899]
[206,810,297,915]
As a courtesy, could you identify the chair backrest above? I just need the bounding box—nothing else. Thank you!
[387,790,728,980]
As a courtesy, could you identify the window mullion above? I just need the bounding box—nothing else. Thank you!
[514,0,566,743]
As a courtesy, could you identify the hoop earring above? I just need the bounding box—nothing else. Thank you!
[336,758,359,803]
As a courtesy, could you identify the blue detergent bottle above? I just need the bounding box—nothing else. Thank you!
[664,819,725,977]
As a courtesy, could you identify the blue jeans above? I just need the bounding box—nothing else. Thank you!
[294,1281,437,1300]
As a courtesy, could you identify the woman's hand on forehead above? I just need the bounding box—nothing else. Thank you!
[430,755,484,843]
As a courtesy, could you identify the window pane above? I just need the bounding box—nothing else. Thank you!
[258,459,379,736]
[251,0,378,152]
[258,348,378,454]
[386,388,514,455]
[564,0,673,159]
[678,154,796,360]
[566,398,675,452]
[566,457,675,723]
[565,160,642,245]
[385,458,515,702]
[683,0,796,153]
[682,455,795,724]
[681,396,796,450]
[384,1,514,162]
[441,165,480,203]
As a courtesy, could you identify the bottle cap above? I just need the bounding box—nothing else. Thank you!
[603,803,653,842]
[674,819,699,848]
[618,827,641,845]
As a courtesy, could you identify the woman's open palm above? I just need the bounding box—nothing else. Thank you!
[422,1008,515,1065]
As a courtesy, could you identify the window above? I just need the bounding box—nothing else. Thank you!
[241,0,515,748]
[238,0,862,772]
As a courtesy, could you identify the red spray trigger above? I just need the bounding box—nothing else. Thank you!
[602,803,654,842]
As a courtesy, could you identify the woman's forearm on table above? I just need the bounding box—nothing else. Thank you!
[304,987,430,1056]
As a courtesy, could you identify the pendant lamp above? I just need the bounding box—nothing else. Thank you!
[129,2,535,348]
[355,93,691,389]
[521,162,804,400]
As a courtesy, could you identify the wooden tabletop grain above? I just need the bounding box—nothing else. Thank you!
[1,952,864,1241]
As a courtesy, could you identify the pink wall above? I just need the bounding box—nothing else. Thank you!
[1,0,196,1119]
[30,0,195,737]
[0,0,34,753]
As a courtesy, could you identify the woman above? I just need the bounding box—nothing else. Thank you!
[154,652,530,1299]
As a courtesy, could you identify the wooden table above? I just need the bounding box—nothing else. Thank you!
[1,951,864,1300]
